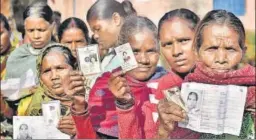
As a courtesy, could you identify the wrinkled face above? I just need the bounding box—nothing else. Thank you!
[159,18,197,74]
[19,124,28,137]
[0,22,11,54]
[187,93,197,110]
[127,30,159,81]
[89,18,120,50]
[41,51,73,96]
[60,27,88,57]
[199,24,243,73]
[25,17,52,49]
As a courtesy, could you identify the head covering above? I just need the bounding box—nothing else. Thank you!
[18,43,73,116]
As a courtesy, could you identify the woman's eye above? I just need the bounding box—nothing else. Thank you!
[207,46,218,51]
[163,42,173,47]
[180,39,190,44]
[226,47,236,52]
[43,69,50,74]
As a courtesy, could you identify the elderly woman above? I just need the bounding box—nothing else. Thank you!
[158,10,255,139]
[17,43,90,138]
[6,2,54,83]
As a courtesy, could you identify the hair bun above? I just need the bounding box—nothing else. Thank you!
[121,0,137,16]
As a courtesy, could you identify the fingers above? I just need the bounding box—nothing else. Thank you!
[158,99,186,123]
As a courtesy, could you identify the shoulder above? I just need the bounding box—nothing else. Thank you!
[7,44,30,62]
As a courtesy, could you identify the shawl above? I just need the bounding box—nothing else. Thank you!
[88,67,166,137]
[185,62,255,139]
[5,43,50,84]
[17,44,72,116]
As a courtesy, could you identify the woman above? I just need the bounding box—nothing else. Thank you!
[6,2,54,83]
[17,43,88,138]
[158,8,199,79]
[87,0,136,72]
[0,13,15,80]
[142,9,201,139]
[158,10,255,139]
[0,13,15,139]
[68,16,166,138]
[58,17,90,57]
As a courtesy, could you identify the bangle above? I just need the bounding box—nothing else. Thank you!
[115,94,135,110]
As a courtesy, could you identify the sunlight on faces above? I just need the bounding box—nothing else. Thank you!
[40,51,73,96]
[159,18,197,74]
[24,17,52,49]
[60,27,88,57]
[88,18,120,50]
[0,22,11,54]
[199,24,243,73]
[126,30,159,81]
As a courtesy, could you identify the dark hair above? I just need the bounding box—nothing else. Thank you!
[86,0,136,21]
[41,43,77,69]
[187,92,198,101]
[158,8,200,37]
[23,2,53,24]
[118,16,159,50]
[58,17,90,43]
[53,11,61,17]
[0,13,10,31]
[19,124,28,130]
[194,10,245,51]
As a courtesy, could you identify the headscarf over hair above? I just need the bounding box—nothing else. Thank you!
[37,43,76,102]
[18,43,76,116]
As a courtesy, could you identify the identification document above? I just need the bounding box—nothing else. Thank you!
[178,82,247,136]
[114,43,138,73]
[42,100,61,127]
[163,86,186,111]
[77,45,101,76]
[13,116,69,139]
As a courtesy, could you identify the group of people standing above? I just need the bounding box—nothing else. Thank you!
[0,0,255,139]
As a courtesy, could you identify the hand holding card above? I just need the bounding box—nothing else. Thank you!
[163,86,187,111]
[108,70,133,104]
[63,70,87,113]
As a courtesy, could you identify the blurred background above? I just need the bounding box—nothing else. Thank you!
[1,0,255,66]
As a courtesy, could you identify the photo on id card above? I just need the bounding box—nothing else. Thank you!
[178,84,202,129]
[114,43,138,73]
[42,100,61,127]
[77,44,101,76]
[13,116,47,139]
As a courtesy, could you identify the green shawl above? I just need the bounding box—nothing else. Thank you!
[5,43,49,84]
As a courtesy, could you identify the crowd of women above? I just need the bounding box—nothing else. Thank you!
[0,0,255,139]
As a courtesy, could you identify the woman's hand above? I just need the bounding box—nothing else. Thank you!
[108,71,133,103]
[57,115,76,136]
[157,99,187,138]
[64,71,87,113]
